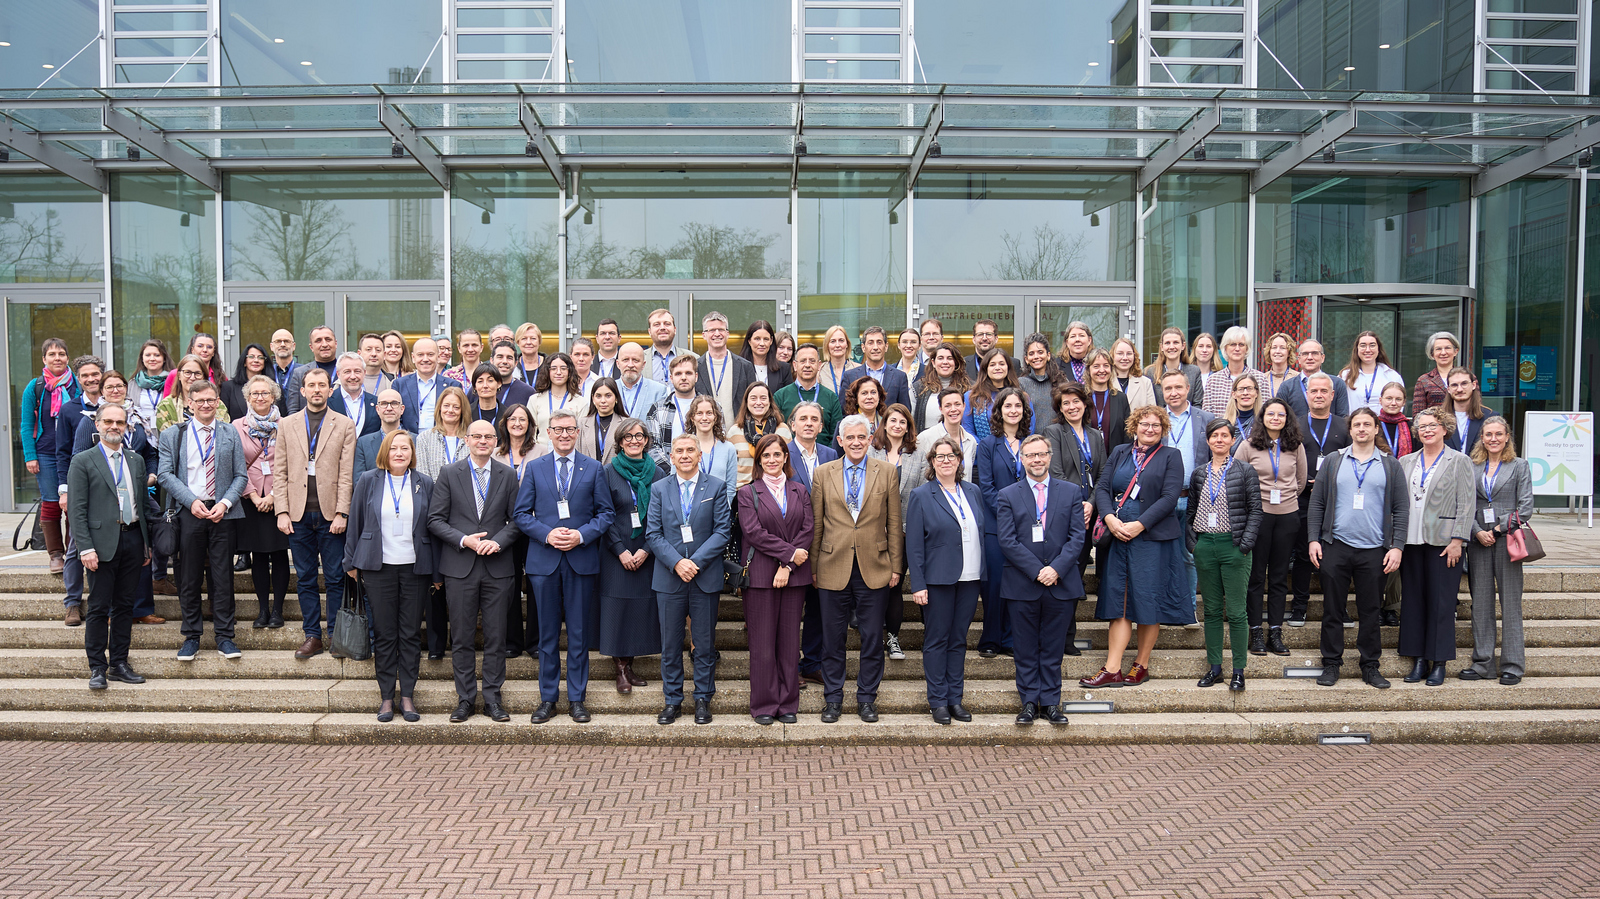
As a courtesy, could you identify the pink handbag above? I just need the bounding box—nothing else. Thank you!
[1504,513,1545,564]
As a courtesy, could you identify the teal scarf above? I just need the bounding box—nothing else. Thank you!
[611,453,656,538]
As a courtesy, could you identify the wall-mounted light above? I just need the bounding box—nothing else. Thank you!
[481,210,490,225]
[1192,142,1206,161]
[794,139,807,156]
[1385,217,1395,231]
[391,140,404,158]
[525,139,537,157]
[1323,146,1335,164]
[126,146,140,160]
[1379,44,1391,49]
[1580,148,1594,168]
[583,209,593,224]
[0,147,9,163]
[1090,212,1101,227]
[1187,213,1198,228]
[180,213,190,227]
[889,210,899,225]
[927,140,941,157]
[281,211,292,227]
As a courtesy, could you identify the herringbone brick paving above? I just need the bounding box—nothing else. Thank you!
[0,743,1595,898]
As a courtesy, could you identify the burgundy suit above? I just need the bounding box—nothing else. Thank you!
[737,477,815,718]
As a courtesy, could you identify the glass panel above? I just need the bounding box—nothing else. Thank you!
[111,173,218,390]
[1,4,104,88]
[569,172,790,280]
[1486,18,1577,39]
[114,36,208,57]
[1154,0,1244,5]
[804,58,900,79]
[1321,299,1458,395]
[1142,173,1246,355]
[805,8,901,27]
[567,0,790,83]
[1149,12,1244,31]
[114,0,204,5]
[0,175,106,282]
[805,33,900,54]
[457,33,553,55]
[920,301,1019,357]
[223,172,443,282]
[687,297,782,355]
[1255,177,1468,285]
[1487,44,1578,66]
[1258,0,1475,93]
[1487,0,1578,11]
[451,172,559,341]
[7,299,94,505]
[914,172,1135,281]
[1486,68,1577,90]
[1037,303,1128,357]
[114,63,208,83]
[458,59,553,80]
[347,299,433,352]
[1148,37,1244,57]
[576,295,673,348]
[237,299,326,361]
[915,0,1121,86]
[457,7,554,28]
[220,0,439,86]
[113,12,209,30]
[797,171,907,343]
[1148,62,1243,83]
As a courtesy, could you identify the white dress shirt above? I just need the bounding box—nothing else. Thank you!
[184,420,222,506]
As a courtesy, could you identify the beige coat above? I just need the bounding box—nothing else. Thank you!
[272,408,357,521]
[809,456,905,591]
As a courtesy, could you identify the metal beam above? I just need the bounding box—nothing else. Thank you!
[0,115,105,192]
[1137,105,1220,192]
[378,103,449,191]
[100,106,218,192]
[897,101,944,207]
[517,102,565,190]
[1251,109,1357,192]
[1474,118,1600,196]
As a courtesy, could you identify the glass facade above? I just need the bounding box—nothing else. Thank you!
[0,174,103,283]
[111,173,216,375]
[1258,0,1475,92]
[798,171,906,343]
[0,4,101,90]
[1479,178,1577,418]
[1144,172,1248,351]
[219,0,440,86]
[1256,177,1468,285]
[452,171,559,340]
[567,0,789,83]
[914,0,1124,86]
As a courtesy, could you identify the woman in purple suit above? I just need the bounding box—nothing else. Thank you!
[736,433,815,725]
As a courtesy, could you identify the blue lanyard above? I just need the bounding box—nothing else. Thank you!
[940,484,967,520]
[101,444,126,489]
[519,357,539,383]
[797,384,819,405]
[472,464,490,506]
[624,379,644,413]
[1091,391,1108,429]
[1483,461,1501,496]
[386,472,408,517]
[674,396,690,435]
[1308,416,1331,453]
[656,352,672,382]
[699,442,718,477]
[708,353,729,396]
[1168,410,1191,449]
[1269,440,1281,481]
[1419,449,1444,490]
[680,479,694,519]
[1381,420,1401,450]
[418,377,436,412]
[1236,414,1254,441]
[190,422,215,464]
[556,456,572,499]
[1349,453,1376,490]
[275,361,294,390]
[344,393,364,431]
[1071,425,1094,485]
[1267,370,1280,397]
[1207,458,1230,506]
[1006,436,1022,478]
[825,363,842,394]
[1363,369,1380,405]
[548,391,569,419]
[443,436,460,464]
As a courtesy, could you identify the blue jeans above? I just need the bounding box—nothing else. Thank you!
[288,510,346,639]
[63,530,83,609]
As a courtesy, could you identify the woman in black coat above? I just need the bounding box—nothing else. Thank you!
[1186,418,1262,691]
[597,417,667,694]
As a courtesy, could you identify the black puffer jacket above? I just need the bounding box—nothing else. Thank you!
[1184,459,1263,554]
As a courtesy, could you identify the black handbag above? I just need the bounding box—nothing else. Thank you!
[11,501,39,552]
[330,574,372,661]
[150,501,179,558]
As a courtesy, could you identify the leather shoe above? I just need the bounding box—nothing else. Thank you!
[1425,662,1446,686]
[820,703,842,723]
[133,614,165,625]
[377,703,395,723]
[753,714,775,726]
[1015,701,1038,726]
[152,577,177,596]
[486,702,511,722]
[1042,705,1070,725]
[1123,663,1149,686]
[294,637,325,660]
[615,668,632,694]
[1316,666,1340,687]
[1079,667,1124,688]
[693,699,712,724]
[1064,645,1082,656]
[570,701,591,723]
[529,701,556,724]
[978,648,998,659]
[777,713,797,724]
[949,703,972,722]
[930,705,952,725]
[1265,627,1290,656]
[449,700,474,723]
[1500,673,1522,685]
[63,605,83,627]
[88,670,107,690]
[1197,667,1224,688]
[428,651,444,661]
[400,701,420,723]
[858,701,878,723]
[1380,609,1401,627]
[1403,657,1428,683]
[1228,670,1246,692]
[1247,627,1266,656]
[657,704,681,725]
[1362,668,1392,690]
[1458,669,1485,681]
[107,663,144,685]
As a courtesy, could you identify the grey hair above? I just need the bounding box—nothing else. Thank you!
[336,351,365,369]
[1305,371,1336,390]
[788,401,824,424]
[701,311,729,328]
[837,414,872,436]
[245,374,282,401]
[548,410,579,428]
[1220,326,1250,349]
[1426,331,1460,355]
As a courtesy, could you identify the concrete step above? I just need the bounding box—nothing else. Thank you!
[1,707,1596,745]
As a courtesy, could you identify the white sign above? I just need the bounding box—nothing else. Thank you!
[1523,411,1594,497]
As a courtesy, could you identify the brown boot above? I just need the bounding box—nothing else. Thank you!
[615,658,632,694]
[294,637,325,660]
[63,605,82,627]
[152,577,177,596]
[42,517,65,576]
[623,657,648,687]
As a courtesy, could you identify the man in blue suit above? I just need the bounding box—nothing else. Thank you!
[327,352,381,438]
[645,434,732,725]
[514,409,615,724]
[394,337,455,432]
[786,401,838,686]
[997,434,1087,726]
[842,326,911,411]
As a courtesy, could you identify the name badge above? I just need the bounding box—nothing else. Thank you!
[557,500,571,520]
[118,493,129,514]
[1351,493,1365,510]
[1483,507,1496,524]
[306,460,316,477]
[1031,524,1045,542]
[630,511,642,529]
[1315,455,1323,470]
[680,524,695,544]
[1127,484,1139,500]
[1270,488,1282,504]
[384,515,407,539]
[1207,511,1219,528]
[260,459,272,476]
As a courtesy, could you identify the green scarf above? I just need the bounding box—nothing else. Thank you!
[132,369,167,392]
[611,453,656,538]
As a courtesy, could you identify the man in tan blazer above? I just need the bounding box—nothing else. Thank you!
[272,366,358,659]
[810,414,904,724]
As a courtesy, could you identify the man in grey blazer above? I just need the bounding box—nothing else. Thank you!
[68,404,150,690]
[646,434,732,725]
[156,380,249,662]
[426,419,522,723]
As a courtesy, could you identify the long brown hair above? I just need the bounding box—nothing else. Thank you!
[1342,330,1394,388]
[750,432,795,479]
[969,347,1020,412]
[1145,326,1193,378]
[684,394,727,442]
[1441,366,1485,419]
[872,403,918,452]
[917,341,970,397]
[1470,415,1518,464]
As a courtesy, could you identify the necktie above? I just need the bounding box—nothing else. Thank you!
[681,479,693,523]
[472,465,487,518]
[558,457,571,499]
[202,425,216,500]
[847,465,861,510]
[110,452,134,525]
[1034,482,1048,531]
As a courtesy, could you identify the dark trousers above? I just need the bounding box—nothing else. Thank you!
[250,549,290,609]
[504,535,536,655]
[289,510,346,640]
[444,563,510,706]
[745,585,804,717]
[884,583,904,637]
[85,526,144,671]
[1010,594,1072,706]
[366,563,426,701]
[1248,510,1296,629]
[1399,543,1460,662]
[426,583,450,655]
[799,585,823,675]
[921,581,979,706]
[1319,539,1385,670]
[1290,497,1314,618]
[177,506,236,641]
[658,587,719,705]
[530,556,593,703]
[977,529,1012,652]
[820,560,888,705]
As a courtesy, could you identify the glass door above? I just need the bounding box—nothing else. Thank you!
[571,286,682,352]
[571,284,786,356]
[222,289,333,369]
[1319,295,1466,393]
[2,289,100,508]
[1035,297,1136,360]
[916,295,1022,360]
[343,288,443,356]
[684,286,786,356]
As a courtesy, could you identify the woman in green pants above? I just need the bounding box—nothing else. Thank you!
[1186,418,1263,691]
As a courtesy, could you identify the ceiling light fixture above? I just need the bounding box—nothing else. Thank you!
[299,60,312,66]
[41,63,54,69]
[1088,61,1100,66]
[273,38,285,43]
[1379,44,1391,49]
[0,42,11,47]
[1344,66,1356,71]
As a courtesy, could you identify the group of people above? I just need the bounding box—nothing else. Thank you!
[24,310,1533,723]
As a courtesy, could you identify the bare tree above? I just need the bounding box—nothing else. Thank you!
[0,210,99,281]
[983,224,1095,281]
[230,199,358,281]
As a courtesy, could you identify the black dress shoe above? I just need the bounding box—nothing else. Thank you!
[1228,670,1246,692]
[252,610,271,629]
[753,714,775,726]
[658,704,681,725]
[1458,669,1485,681]
[88,670,107,690]
[1015,702,1038,726]
[1042,705,1070,725]
[503,650,522,661]
[107,662,145,685]
[234,553,252,572]
[820,703,842,723]
[428,651,445,661]
[1404,658,1428,683]
[1266,627,1290,656]
[1316,666,1340,687]
[1425,662,1446,686]
[1248,627,1266,656]
[777,713,797,724]
[1362,668,1392,690]
[857,701,879,723]
[570,701,592,723]
[1064,645,1083,656]
[1197,666,1224,688]
[377,703,395,723]
[978,648,998,659]
[267,611,285,629]
[930,705,952,725]
[1380,609,1401,627]
[449,700,474,723]
[401,701,420,723]
[486,702,511,722]
[529,701,556,724]
[693,699,712,724]
[1500,673,1522,685]
[949,703,972,723]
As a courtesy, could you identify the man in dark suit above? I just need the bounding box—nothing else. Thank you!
[427,419,521,723]
[1290,371,1351,627]
[843,325,912,411]
[489,340,537,408]
[997,434,1086,725]
[697,311,755,425]
[354,389,410,479]
[285,326,339,415]
[394,337,454,433]
[68,404,150,690]
[963,319,1021,381]
[327,352,380,438]
[1276,339,1350,418]
[514,409,616,724]
[156,379,249,662]
[786,401,838,686]
[645,434,732,724]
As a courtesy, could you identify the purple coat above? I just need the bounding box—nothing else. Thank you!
[737,478,815,588]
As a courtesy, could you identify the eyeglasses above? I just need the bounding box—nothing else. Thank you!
[549,426,578,435]
[1021,451,1050,460]
[1416,423,1441,433]
[192,398,218,406]
[932,453,960,462]
[247,390,275,398]
[377,400,403,408]
[180,370,202,378]
[246,354,266,362]
[703,327,728,335]
[620,432,647,443]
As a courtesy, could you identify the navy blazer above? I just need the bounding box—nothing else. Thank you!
[394,372,453,434]
[904,479,985,592]
[787,439,839,491]
[975,434,1026,535]
[342,468,439,577]
[646,472,732,594]
[1445,409,1494,455]
[56,395,100,482]
[497,379,535,409]
[1094,444,1185,542]
[327,389,380,438]
[842,364,911,411]
[996,477,1087,602]
[1163,405,1215,466]
[513,451,616,577]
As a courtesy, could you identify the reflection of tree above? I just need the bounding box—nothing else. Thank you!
[984,224,1094,281]
[570,222,789,280]
[0,210,98,281]
[231,199,361,281]
[453,222,558,302]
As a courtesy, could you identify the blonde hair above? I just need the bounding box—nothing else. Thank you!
[1470,415,1518,464]
[1262,332,1296,369]
[1108,337,1141,377]
[822,325,853,360]
[1223,373,1263,422]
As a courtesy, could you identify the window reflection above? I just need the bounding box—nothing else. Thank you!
[0,175,104,283]
[112,173,217,378]
[915,0,1122,85]
[1143,173,1247,348]
[798,172,906,338]
[220,0,438,86]
[1258,0,1474,93]
[1256,177,1467,285]
[452,172,559,336]
[567,0,789,83]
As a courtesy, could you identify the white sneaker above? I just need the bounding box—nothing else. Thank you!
[885,634,905,660]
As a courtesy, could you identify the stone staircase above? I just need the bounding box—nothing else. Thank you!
[1,569,1598,745]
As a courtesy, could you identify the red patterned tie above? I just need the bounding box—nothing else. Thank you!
[204,425,216,500]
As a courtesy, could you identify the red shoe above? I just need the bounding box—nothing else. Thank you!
[1123,663,1150,686]
[1078,667,1124,688]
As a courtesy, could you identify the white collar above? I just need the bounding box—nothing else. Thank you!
[677,474,697,491]
[343,388,363,402]
[1027,475,1050,489]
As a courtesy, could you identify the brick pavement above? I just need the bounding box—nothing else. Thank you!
[0,743,1596,898]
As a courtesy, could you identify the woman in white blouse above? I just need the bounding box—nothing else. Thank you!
[529,352,589,440]
[1339,330,1405,413]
